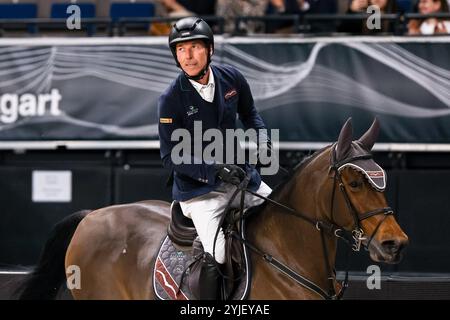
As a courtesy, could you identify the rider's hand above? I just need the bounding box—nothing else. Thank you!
[215,164,246,185]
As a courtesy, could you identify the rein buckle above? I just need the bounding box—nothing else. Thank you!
[352,228,366,252]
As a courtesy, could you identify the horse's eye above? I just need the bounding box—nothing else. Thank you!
[349,181,360,188]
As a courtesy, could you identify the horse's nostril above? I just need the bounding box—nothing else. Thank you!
[381,240,399,253]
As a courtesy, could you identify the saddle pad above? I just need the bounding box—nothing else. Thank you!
[153,220,251,300]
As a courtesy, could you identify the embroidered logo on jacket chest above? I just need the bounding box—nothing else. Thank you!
[224,88,237,100]
[186,105,199,116]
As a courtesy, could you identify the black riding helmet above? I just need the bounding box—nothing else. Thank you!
[169,17,214,81]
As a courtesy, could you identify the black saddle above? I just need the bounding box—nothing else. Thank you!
[154,201,254,300]
[167,201,197,247]
[158,200,255,300]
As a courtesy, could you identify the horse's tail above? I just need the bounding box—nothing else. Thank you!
[14,210,91,300]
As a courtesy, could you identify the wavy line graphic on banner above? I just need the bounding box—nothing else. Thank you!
[0,42,449,135]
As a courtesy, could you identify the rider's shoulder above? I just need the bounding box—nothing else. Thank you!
[213,64,245,82]
[159,75,182,102]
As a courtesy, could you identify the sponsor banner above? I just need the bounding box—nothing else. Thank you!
[0,37,449,143]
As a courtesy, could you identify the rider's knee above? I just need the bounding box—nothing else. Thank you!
[204,242,226,264]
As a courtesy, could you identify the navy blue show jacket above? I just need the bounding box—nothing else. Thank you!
[158,64,267,201]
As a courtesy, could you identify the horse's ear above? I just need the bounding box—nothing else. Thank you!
[358,117,380,151]
[336,118,353,161]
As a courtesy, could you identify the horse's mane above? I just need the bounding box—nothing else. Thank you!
[245,145,331,217]
[267,145,331,201]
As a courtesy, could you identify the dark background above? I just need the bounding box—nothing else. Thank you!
[1,148,449,276]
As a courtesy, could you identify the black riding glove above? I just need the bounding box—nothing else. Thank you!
[215,164,246,185]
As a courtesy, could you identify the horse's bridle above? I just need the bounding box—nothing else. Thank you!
[329,144,394,253]
[317,144,394,297]
[231,145,394,300]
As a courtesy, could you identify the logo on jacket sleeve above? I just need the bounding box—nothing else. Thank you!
[224,88,237,100]
[160,118,173,124]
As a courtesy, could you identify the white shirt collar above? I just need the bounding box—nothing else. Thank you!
[189,67,214,91]
[189,67,215,103]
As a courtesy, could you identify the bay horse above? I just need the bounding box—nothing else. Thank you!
[16,118,408,300]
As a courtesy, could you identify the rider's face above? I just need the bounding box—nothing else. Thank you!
[176,40,210,77]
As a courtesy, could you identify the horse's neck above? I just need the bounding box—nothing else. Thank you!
[250,171,338,298]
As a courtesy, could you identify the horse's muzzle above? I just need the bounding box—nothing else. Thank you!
[370,236,409,264]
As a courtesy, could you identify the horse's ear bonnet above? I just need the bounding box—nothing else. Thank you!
[335,118,353,162]
[358,117,380,152]
[336,118,386,191]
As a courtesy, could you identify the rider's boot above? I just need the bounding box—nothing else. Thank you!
[190,237,222,300]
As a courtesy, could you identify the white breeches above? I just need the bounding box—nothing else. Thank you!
[179,181,272,264]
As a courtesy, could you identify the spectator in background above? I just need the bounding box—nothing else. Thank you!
[216,0,270,34]
[160,0,216,17]
[337,0,351,13]
[338,0,398,34]
[408,0,450,34]
[300,0,338,32]
[266,0,303,33]
[150,0,217,35]
[266,0,337,33]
